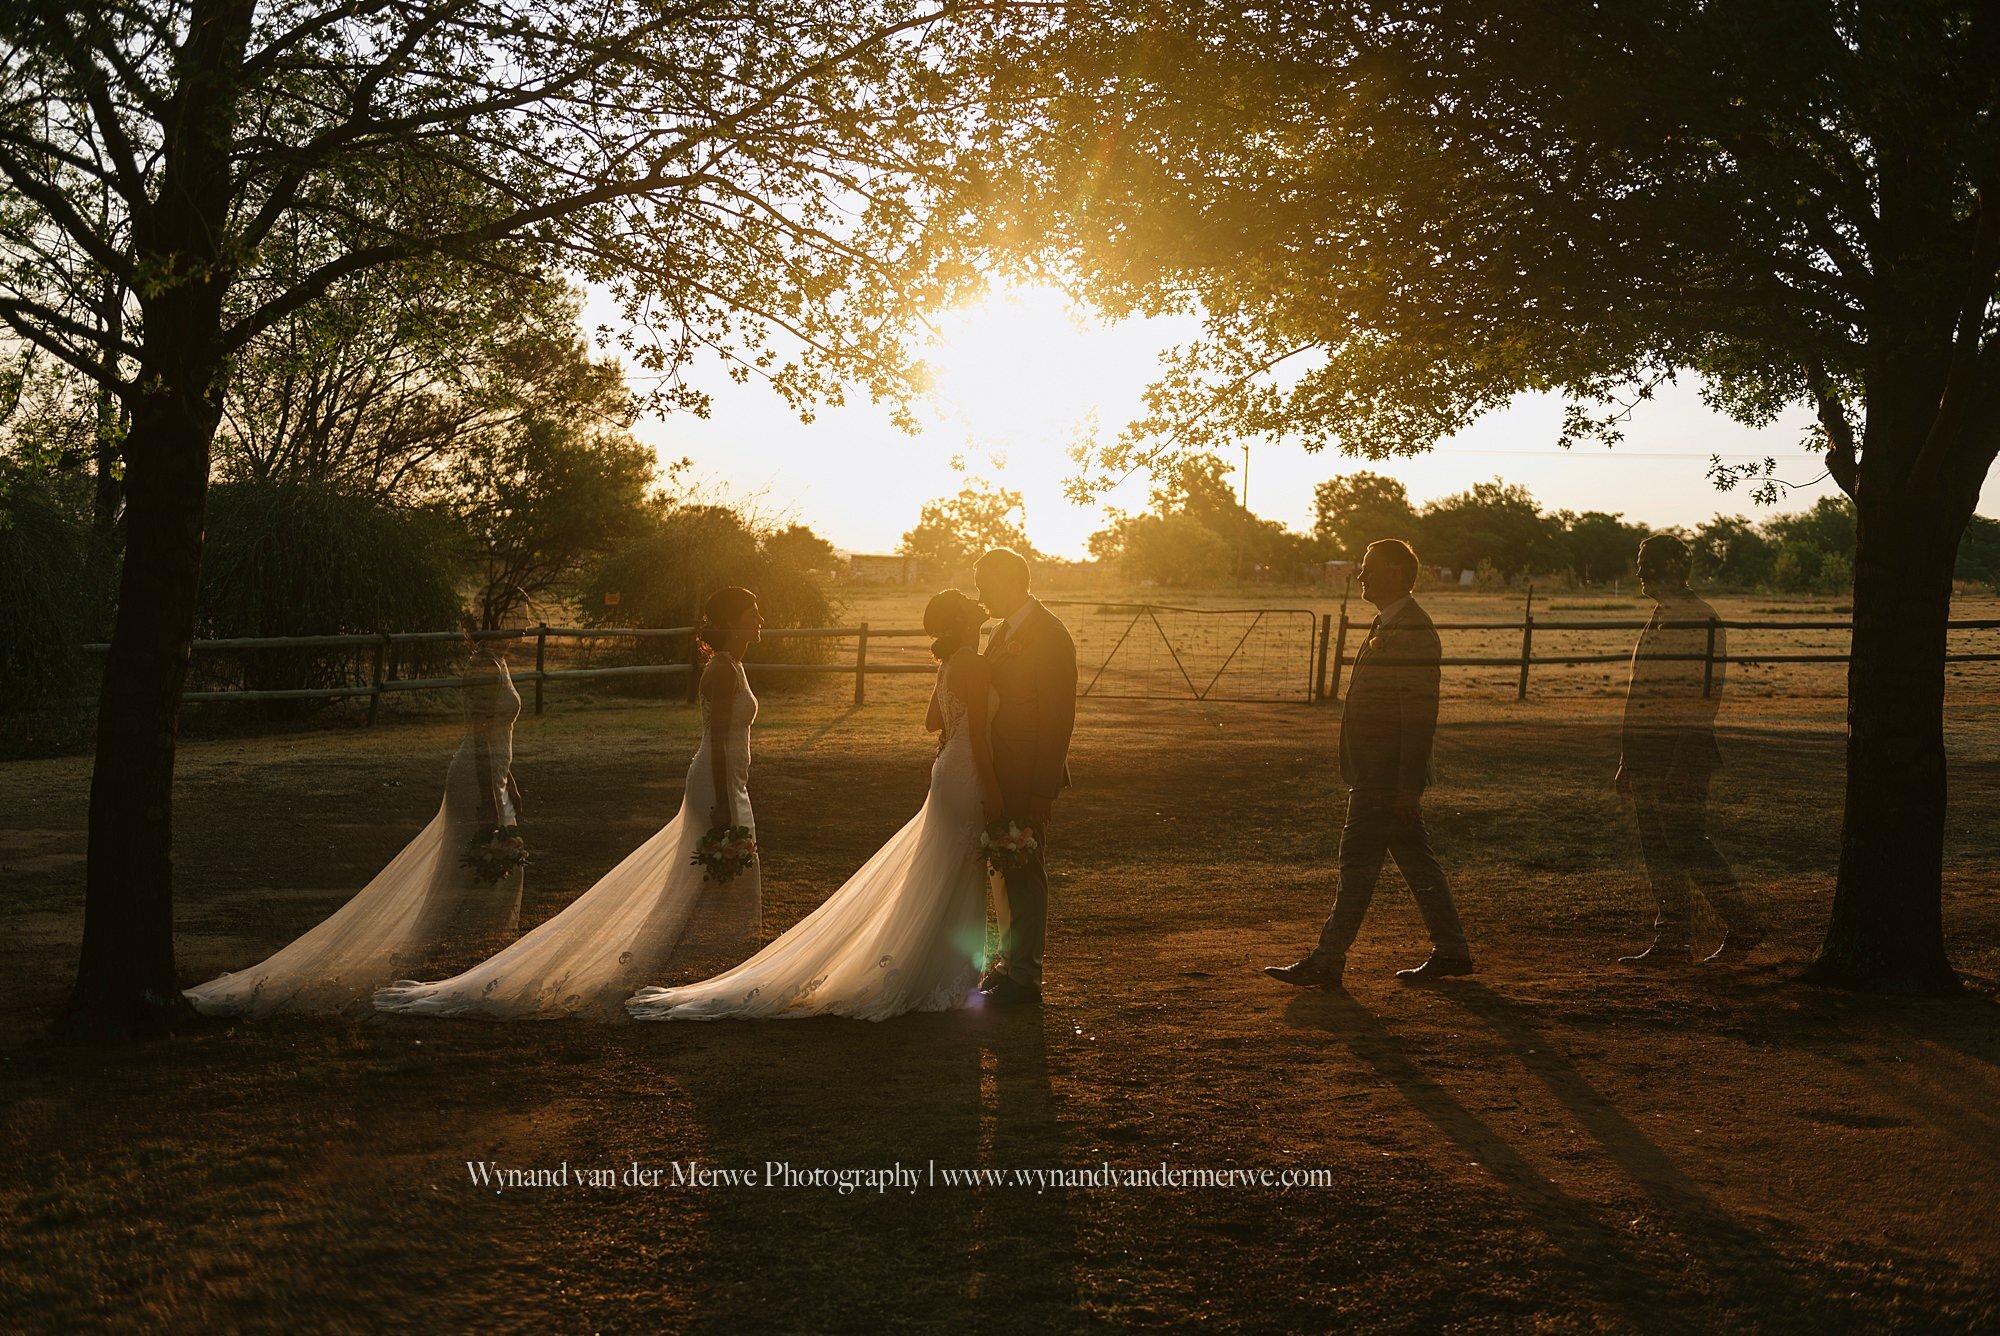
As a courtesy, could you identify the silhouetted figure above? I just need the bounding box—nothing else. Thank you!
[1615,534,1762,965]
[1267,538,1473,989]
[973,547,1078,1007]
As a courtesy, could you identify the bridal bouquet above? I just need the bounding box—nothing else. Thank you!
[978,819,1039,875]
[693,825,758,884]
[460,825,529,884]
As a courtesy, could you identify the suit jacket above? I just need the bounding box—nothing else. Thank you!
[985,598,1078,806]
[1620,590,1723,780]
[1337,597,1441,794]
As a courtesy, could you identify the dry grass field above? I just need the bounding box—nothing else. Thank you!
[2,655,1998,1331]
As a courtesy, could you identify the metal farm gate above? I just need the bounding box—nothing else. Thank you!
[1046,602,1320,704]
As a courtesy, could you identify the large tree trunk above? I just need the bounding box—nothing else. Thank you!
[56,0,253,1038]
[59,368,222,1037]
[1802,463,1968,997]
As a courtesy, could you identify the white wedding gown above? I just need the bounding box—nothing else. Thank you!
[372,652,762,1020]
[626,654,990,1022]
[185,661,526,1018]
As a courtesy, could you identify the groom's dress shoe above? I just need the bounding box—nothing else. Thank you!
[1264,960,1343,989]
[980,974,1041,1007]
[1394,954,1474,982]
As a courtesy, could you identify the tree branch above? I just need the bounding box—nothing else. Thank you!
[0,298,130,390]
[0,143,134,281]
[225,167,724,352]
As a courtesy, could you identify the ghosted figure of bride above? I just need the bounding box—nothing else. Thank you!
[374,587,765,1019]
[1615,534,1763,965]
[625,588,998,1022]
[185,624,526,1018]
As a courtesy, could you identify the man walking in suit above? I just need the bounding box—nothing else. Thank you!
[1267,538,1473,989]
[974,548,1078,1007]
[1616,534,1761,965]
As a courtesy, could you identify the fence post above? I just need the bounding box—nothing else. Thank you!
[684,628,702,703]
[1315,613,1332,700]
[533,622,548,716]
[1517,584,1535,701]
[1328,578,1353,701]
[1702,617,1718,699]
[366,632,388,726]
[853,622,870,706]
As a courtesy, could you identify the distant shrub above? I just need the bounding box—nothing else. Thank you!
[0,470,107,752]
[198,479,467,711]
[579,504,834,689]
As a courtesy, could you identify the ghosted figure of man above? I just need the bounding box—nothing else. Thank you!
[1266,539,1474,989]
[1616,534,1763,965]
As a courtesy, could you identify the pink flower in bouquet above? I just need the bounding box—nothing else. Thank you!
[978,819,1039,874]
[692,824,758,884]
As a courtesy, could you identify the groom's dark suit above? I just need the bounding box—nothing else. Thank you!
[985,597,1077,986]
[1311,595,1469,966]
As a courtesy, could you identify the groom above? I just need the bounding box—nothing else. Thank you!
[1266,538,1473,989]
[975,547,1077,1007]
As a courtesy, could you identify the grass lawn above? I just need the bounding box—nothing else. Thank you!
[2,677,1998,1332]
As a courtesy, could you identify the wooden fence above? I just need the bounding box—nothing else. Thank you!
[76,597,2000,717]
[79,624,931,718]
[1315,587,2000,701]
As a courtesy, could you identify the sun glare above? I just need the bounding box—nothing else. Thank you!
[919,283,1120,467]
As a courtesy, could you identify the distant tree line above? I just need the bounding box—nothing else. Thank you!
[1080,459,2000,593]
[0,275,838,748]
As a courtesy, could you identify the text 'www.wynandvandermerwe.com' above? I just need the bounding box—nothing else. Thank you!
[463,1160,1338,1195]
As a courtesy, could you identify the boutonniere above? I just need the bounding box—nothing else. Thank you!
[1001,637,1027,657]
[1366,634,1385,650]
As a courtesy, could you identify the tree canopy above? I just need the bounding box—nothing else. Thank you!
[901,479,1036,572]
[985,0,2000,993]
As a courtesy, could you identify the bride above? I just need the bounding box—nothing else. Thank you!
[373,587,765,1019]
[627,589,999,1023]
[185,626,527,1017]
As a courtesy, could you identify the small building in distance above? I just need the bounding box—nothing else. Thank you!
[841,553,927,585]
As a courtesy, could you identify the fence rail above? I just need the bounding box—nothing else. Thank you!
[78,623,940,716]
[1316,584,2000,701]
[70,596,2000,717]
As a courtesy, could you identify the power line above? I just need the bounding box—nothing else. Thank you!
[1407,449,1811,461]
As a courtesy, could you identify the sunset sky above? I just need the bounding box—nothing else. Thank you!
[602,283,1998,560]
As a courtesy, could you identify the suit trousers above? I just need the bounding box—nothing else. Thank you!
[994,823,1049,986]
[1628,773,1748,943]
[1312,788,1469,964]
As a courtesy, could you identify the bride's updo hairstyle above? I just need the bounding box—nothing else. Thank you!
[697,586,760,655]
[925,589,986,662]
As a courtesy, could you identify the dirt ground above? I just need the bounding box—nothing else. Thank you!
[2,678,1998,1332]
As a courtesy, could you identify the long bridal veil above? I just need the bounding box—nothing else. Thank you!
[626,671,990,1023]
[370,802,758,1018]
[625,800,988,1021]
[372,652,761,1019]
[185,658,525,1018]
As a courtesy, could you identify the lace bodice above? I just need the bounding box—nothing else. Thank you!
[938,683,972,743]
[936,648,1000,748]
